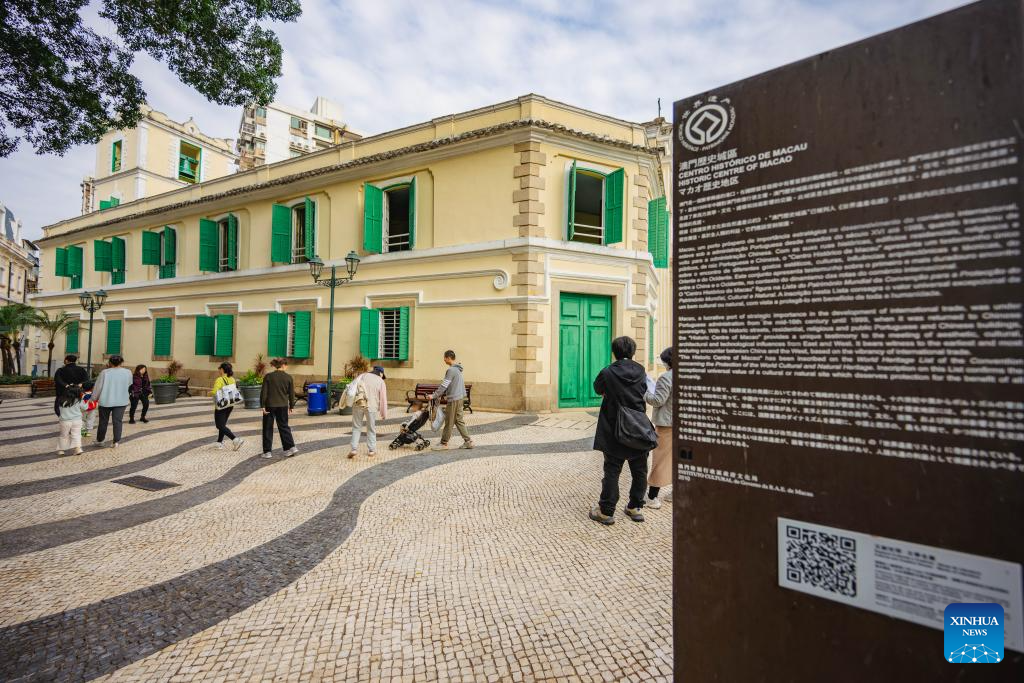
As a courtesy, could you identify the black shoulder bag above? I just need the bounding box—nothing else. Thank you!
[607,370,658,451]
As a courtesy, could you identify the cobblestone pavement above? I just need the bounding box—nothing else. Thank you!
[0,396,672,682]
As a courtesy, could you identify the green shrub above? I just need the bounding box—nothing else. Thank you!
[237,370,263,386]
[0,374,33,385]
[153,375,178,383]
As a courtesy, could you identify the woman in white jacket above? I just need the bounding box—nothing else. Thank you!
[644,347,673,508]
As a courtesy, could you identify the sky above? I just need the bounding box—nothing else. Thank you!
[0,0,967,240]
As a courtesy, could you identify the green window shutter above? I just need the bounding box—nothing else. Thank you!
[199,218,219,271]
[153,318,172,356]
[271,204,292,263]
[566,161,577,240]
[648,196,669,268]
[398,306,410,361]
[65,321,79,354]
[195,315,215,355]
[359,308,379,359]
[226,214,239,269]
[363,183,383,253]
[94,239,112,272]
[111,271,125,285]
[291,310,311,359]
[111,197,119,207]
[214,314,234,356]
[304,197,316,261]
[55,247,68,277]
[160,226,177,279]
[99,199,112,211]
[111,236,126,272]
[105,319,122,355]
[67,245,84,277]
[162,226,176,265]
[267,311,288,356]
[142,231,161,265]
[407,177,416,249]
[604,168,625,244]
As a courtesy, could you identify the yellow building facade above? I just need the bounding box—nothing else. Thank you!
[81,106,236,214]
[36,95,668,412]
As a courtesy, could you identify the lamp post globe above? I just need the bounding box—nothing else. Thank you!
[94,289,108,309]
[78,290,92,310]
[308,256,324,282]
[345,251,361,278]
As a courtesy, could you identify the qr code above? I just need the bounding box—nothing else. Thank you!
[784,525,857,598]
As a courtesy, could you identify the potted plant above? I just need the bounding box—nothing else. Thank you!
[152,359,183,405]
[237,354,266,409]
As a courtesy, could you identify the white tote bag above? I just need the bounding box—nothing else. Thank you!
[214,381,243,410]
[431,406,445,433]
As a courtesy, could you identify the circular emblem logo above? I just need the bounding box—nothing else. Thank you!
[678,96,735,152]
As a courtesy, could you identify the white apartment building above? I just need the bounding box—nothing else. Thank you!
[237,96,361,170]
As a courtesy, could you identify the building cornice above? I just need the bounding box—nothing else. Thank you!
[39,119,658,244]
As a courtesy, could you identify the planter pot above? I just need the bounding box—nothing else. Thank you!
[239,384,262,409]
[151,382,178,405]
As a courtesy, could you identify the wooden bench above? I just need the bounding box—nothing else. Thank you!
[30,378,56,397]
[294,380,310,404]
[177,378,191,397]
[405,383,473,414]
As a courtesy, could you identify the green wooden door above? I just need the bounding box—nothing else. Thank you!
[558,293,612,408]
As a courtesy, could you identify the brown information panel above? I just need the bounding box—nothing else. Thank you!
[672,0,1023,679]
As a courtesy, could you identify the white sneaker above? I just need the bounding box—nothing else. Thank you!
[261,452,274,459]
[57,450,65,456]
[213,442,225,450]
[284,447,299,458]
[645,495,662,510]
[72,448,83,455]
[232,437,245,451]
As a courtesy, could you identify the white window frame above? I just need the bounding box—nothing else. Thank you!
[284,196,317,264]
[209,212,236,272]
[372,174,416,254]
[565,160,615,245]
[378,309,401,360]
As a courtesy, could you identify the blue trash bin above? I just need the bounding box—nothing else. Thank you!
[307,382,328,416]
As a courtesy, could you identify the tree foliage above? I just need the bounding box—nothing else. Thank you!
[0,0,301,157]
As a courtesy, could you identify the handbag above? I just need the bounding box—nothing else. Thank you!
[615,407,658,451]
[605,366,658,451]
[214,380,243,410]
[431,406,445,433]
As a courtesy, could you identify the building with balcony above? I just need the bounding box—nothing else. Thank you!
[1,203,37,305]
[80,105,237,215]
[237,97,362,171]
[35,95,670,411]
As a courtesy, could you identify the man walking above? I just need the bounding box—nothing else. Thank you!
[431,350,473,450]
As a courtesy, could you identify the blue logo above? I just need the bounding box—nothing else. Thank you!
[944,603,1003,663]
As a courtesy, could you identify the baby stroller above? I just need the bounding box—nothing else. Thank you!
[389,406,431,451]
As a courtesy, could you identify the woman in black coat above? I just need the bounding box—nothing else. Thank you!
[590,336,652,525]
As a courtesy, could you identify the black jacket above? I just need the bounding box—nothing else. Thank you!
[54,363,89,394]
[593,358,649,457]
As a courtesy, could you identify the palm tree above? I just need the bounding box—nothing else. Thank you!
[33,310,76,377]
[0,303,37,376]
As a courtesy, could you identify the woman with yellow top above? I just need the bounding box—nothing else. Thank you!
[210,362,245,451]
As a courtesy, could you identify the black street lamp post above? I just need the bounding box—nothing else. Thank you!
[308,251,361,406]
[78,289,107,375]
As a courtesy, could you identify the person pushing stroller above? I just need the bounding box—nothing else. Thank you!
[389,399,432,452]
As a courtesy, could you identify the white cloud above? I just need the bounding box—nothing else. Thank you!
[0,0,967,239]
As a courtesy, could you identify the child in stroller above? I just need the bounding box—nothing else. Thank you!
[390,400,431,451]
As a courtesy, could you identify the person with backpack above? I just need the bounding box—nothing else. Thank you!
[211,362,245,451]
[430,350,473,450]
[260,358,297,459]
[347,365,389,458]
[589,336,658,526]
